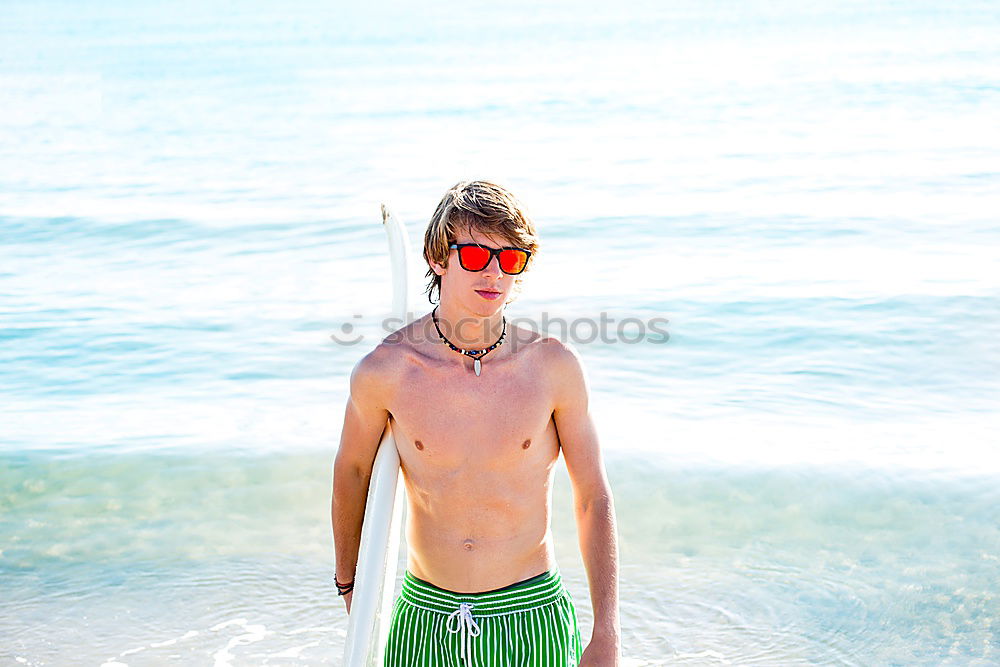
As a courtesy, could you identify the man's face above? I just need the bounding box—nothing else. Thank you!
[432,227,519,317]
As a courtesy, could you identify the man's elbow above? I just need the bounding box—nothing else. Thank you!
[333,452,372,490]
[575,487,615,515]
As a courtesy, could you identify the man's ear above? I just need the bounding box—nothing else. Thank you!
[430,258,446,276]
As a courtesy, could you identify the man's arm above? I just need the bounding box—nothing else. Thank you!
[331,346,392,611]
[548,339,621,660]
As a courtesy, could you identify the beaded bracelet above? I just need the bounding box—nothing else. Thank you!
[334,573,355,596]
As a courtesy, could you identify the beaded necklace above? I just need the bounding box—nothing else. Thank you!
[431,305,506,377]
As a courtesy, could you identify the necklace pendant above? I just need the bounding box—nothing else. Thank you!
[474,359,482,376]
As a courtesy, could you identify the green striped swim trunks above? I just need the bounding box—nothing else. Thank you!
[384,568,583,667]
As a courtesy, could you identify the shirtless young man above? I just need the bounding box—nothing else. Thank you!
[332,181,621,666]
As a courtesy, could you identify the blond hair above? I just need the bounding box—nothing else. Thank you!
[422,180,539,304]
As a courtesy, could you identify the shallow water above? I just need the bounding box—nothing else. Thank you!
[3,452,997,664]
[2,0,999,664]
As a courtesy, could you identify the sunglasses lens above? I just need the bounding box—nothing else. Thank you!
[499,249,528,274]
[458,245,491,271]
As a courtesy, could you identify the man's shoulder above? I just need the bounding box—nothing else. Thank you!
[510,327,582,373]
[518,332,589,407]
[353,320,419,378]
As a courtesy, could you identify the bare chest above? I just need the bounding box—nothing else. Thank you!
[387,350,559,474]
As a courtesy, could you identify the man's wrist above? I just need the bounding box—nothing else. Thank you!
[591,624,621,644]
[334,571,355,596]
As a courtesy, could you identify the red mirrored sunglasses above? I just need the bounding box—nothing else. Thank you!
[449,243,531,275]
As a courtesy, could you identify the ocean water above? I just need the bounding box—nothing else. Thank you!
[2,0,999,664]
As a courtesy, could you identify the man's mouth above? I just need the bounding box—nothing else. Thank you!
[475,289,502,300]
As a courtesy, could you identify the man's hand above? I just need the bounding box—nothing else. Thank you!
[579,635,620,666]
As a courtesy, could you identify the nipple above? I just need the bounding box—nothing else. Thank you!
[521,439,531,449]
[415,440,425,451]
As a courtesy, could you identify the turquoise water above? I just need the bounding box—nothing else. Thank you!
[2,0,999,664]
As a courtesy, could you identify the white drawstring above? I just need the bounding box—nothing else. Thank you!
[445,602,481,667]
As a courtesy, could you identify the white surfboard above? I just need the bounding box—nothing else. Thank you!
[342,204,413,666]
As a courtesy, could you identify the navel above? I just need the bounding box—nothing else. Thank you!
[462,539,475,551]
[521,438,532,449]
[415,440,425,451]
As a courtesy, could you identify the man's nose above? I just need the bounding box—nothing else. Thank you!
[482,253,502,276]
